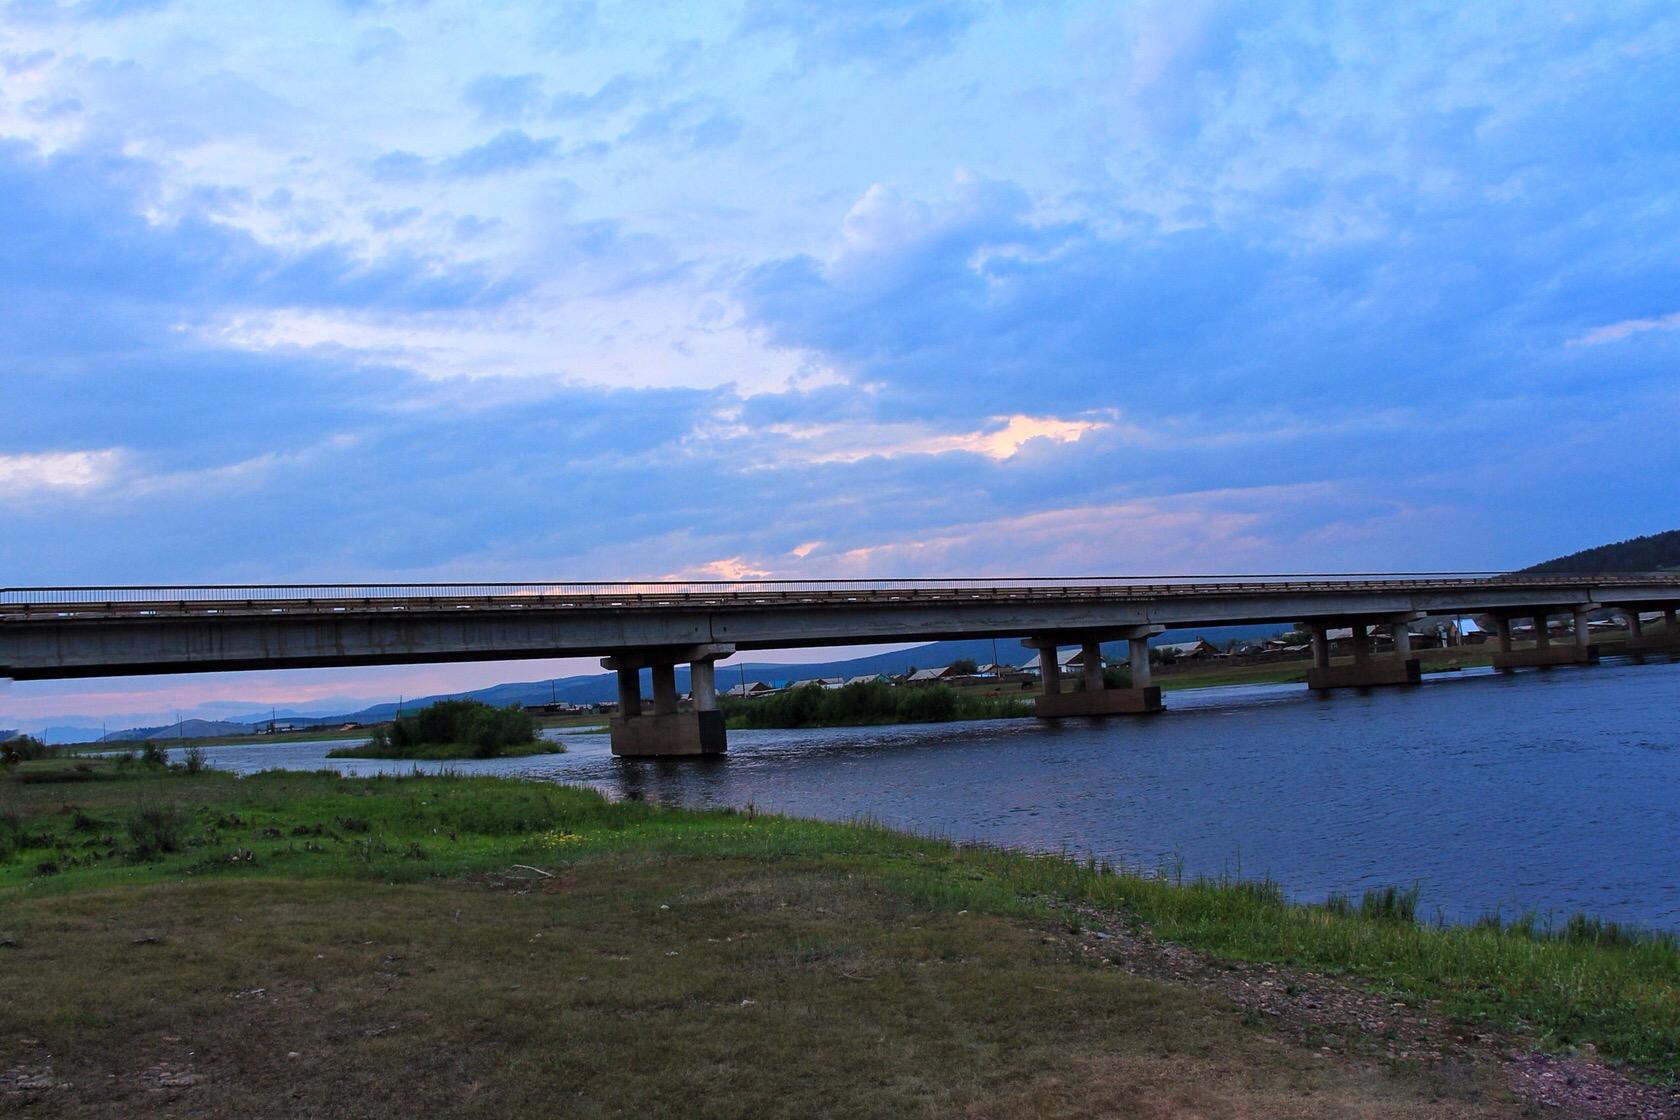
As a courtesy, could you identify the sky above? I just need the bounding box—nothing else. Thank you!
[5,1,1680,733]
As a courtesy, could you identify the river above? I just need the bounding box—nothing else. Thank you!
[173,655,1680,930]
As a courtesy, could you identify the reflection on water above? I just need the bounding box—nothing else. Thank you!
[177,656,1680,929]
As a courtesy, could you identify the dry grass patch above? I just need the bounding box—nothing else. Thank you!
[0,859,1531,1119]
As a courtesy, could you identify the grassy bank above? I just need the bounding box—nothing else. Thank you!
[724,680,1032,729]
[325,739,563,760]
[0,762,1673,1114]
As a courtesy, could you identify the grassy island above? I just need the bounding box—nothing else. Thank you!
[325,698,563,760]
[724,680,1032,729]
[1,760,1675,1116]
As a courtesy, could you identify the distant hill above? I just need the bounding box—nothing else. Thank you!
[101,719,254,743]
[0,729,19,742]
[1520,530,1680,574]
[43,725,106,745]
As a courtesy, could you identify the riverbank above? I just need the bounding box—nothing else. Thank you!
[1,763,1675,1116]
[324,739,563,760]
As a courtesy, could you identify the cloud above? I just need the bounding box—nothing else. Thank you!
[620,99,742,153]
[0,449,124,496]
[762,413,1111,464]
[1568,311,1680,347]
[548,73,636,118]
[740,0,982,70]
[442,129,559,176]
[464,73,545,123]
[372,130,561,182]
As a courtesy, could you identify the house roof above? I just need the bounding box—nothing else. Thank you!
[1156,640,1217,654]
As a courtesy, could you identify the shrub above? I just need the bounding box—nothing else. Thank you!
[1,735,50,765]
[723,682,1028,729]
[182,746,207,774]
[140,743,168,767]
[126,806,186,860]
[0,809,22,857]
[369,700,538,757]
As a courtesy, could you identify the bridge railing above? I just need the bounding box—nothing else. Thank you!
[4,572,1678,616]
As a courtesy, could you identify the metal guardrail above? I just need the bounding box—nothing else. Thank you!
[4,573,1679,620]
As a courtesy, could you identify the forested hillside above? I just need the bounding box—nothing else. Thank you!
[1520,530,1680,573]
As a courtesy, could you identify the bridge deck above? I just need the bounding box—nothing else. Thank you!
[5,574,1679,682]
[6,573,1676,621]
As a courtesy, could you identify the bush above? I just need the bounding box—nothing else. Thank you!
[126,806,186,860]
[368,699,539,758]
[182,746,207,774]
[724,682,1030,729]
[1,735,50,765]
[140,743,168,767]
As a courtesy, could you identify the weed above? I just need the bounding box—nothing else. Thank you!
[1358,884,1421,924]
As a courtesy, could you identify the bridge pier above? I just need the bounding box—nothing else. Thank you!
[1624,605,1680,654]
[1306,615,1421,691]
[1025,628,1163,718]
[601,644,733,756]
[1491,606,1598,670]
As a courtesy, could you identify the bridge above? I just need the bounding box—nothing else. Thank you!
[5,574,1680,756]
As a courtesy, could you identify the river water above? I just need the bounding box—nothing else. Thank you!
[176,655,1680,930]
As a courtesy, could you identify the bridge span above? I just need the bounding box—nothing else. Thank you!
[5,574,1680,756]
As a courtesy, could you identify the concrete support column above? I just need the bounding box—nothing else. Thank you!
[1626,610,1644,639]
[1307,615,1420,691]
[1024,632,1161,718]
[1039,646,1062,696]
[1491,610,1598,670]
[1495,616,1512,654]
[616,666,642,718]
[1351,622,1370,665]
[1081,641,1104,693]
[1666,608,1678,635]
[1128,636,1151,688]
[690,659,718,711]
[650,663,678,715]
[601,644,734,757]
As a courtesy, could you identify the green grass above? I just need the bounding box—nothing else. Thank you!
[2,763,1676,1085]
[324,739,564,760]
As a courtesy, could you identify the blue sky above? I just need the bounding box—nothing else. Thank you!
[5,1,1680,731]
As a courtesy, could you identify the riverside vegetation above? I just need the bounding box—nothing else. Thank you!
[326,698,562,760]
[724,680,1032,729]
[1,757,1676,1116]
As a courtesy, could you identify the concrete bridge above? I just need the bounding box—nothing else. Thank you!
[5,574,1680,756]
